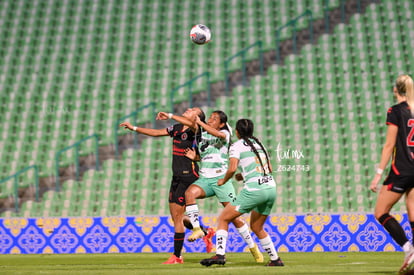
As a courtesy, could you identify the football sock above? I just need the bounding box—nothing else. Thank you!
[378,213,408,247]
[260,235,279,261]
[410,221,414,246]
[173,232,185,257]
[186,204,201,228]
[183,218,193,230]
[183,216,207,235]
[403,241,414,255]
[236,223,255,248]
[216,229,228,256]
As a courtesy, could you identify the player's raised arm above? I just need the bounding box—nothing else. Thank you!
[195,116,226,139]
[119,121,168,137]
[157,110,199,132]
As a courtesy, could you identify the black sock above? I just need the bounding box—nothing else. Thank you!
[378,213,408,247]
[200,224,207,235]
[174,232,185,257]
[183,219,193,230]
[410,221,414,246]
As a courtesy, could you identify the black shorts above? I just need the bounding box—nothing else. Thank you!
[383,170,414,193]
[169,175,198,205]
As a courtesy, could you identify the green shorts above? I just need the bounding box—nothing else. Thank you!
[231,187,276,215]
[193,176,236,203]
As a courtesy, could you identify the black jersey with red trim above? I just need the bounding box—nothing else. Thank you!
[167,124,199,177]
[386,101,414,175]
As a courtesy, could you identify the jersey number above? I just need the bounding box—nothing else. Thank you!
[255,156,267,173]
[407,119,414,147]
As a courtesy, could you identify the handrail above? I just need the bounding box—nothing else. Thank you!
[325,0,349,33]
[224,40,263,95]
[169,72,211,112]
[0,164,39,212]
[114,102,156,158]
[55,134,100,192]
[275,10,313,64]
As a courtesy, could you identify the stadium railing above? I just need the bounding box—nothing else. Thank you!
[224,40,264,95]
[275,10,314,64]
[55,134,100,192]
[169,71,211,112]
[113,102,156,158]
[0,164,39,212]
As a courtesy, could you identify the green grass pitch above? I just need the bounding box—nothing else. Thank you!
[0,252,407,275]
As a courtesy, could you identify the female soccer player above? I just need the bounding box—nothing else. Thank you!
[158,110,263,262]
[200,118,283,267]
[370,74,414,274]
[120,107,212,264]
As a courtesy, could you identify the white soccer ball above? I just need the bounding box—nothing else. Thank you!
[190,24,211,45]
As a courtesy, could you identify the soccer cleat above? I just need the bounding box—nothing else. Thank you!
[188,227,205,242]
[249,243,264,263]
[400,252,414,274]
[200,254,226,267]
[203,227,215,253]
[162,254,184,264]
[265,257,284,266]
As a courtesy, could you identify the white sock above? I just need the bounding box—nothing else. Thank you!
[236,223,255,248]
[403,241,414,256]
[185,204,200,229]
[260,235,279,261]
[216,229,228,256]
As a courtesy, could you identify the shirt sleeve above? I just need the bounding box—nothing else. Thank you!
[386,106,399,127]
[229,143,240,159]
[166,124,177,137]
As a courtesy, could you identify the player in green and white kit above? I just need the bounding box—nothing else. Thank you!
[184,111,262,262]
[201,118,284,267]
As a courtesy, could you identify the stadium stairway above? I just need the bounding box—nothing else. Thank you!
[0,0,383,217]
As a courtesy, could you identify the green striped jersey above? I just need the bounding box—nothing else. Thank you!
[229,138,276,191]
[198,129,230,178]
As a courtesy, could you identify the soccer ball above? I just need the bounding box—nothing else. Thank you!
[190,24,211,45]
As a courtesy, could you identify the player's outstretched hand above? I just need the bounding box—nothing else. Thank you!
[119,122,133,130]
[156,112,169,120]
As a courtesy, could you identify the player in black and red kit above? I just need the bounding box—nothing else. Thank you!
[120,107,214,264]
[370,74,414,274]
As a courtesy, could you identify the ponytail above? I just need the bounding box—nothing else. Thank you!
[395,74,414,117]
[250,136,272,175]
[236,119,271,175]
[405,76,414,117]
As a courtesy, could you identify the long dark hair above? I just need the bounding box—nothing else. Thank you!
[197,108,206,124]
[212,110,232,147]
[212,110,230,131]
[236,118,270,175]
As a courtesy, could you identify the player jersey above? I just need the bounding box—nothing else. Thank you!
[197,129,230,178]
[167,124,199,177]
[229,138,276,191]
[386,101,414,175]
